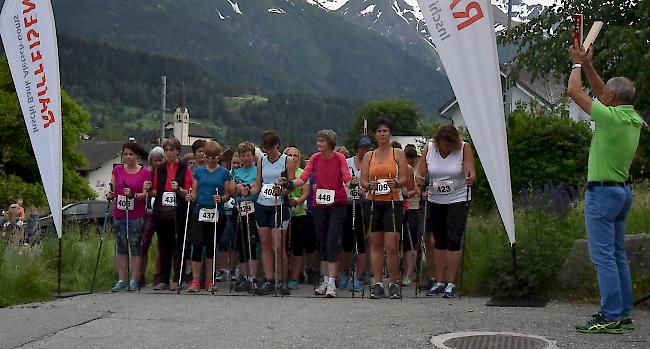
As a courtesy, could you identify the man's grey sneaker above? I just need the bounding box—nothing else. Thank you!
[315,281,328,295]
[255,280,275,296]
[326,284,337,298]
[369,283,385,299]
[575,312,624,334]
[427,282,446,297]
[278,281,291,296]
[443,283,456,298]
[620,315,634,330]
[388,283,401,299]
[111,280,128,292]
[153,282,169,291]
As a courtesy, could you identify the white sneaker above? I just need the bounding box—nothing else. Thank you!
[315,281,328,295]
[325,284,337,298]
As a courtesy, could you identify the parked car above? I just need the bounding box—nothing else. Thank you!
[37,200,113,238]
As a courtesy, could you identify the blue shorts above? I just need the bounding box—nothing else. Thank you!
[113,217,145,256]
[255,203,289,229]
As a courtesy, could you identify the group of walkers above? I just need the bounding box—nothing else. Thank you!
[105,118,475,299]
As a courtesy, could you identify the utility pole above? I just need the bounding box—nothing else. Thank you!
[505,0,513,123]
[159,76,167,145]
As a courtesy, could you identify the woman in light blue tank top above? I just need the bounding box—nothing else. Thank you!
[243,131,297,296]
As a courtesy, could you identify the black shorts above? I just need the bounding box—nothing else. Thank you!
[342,202,367,254]
[255,203,290,229]
[402,209,420,252]
[364,200,404,233]
[426,201,468,251]
[288,214,316,256]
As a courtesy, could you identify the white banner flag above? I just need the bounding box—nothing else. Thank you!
[418,0,515,244]
[0,0,62,238]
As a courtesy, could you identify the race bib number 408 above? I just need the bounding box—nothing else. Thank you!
[117,195,134,211]
[162,192,176,207]
[315,189,335,205]
[199,208,217,222]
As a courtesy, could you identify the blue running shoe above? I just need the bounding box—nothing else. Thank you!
[338,271,350,290]
[127,280,138,292]
[353,278,362,292]
[111,280,128,292]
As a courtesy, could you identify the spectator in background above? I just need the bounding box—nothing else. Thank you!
[192,139,207,170]
[140,146,165,287]
[183,153,196,168]
[337,146,350,158]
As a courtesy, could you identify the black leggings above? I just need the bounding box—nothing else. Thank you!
[312,205,347,263]
[189,212,226,262]
[402,209,420,252]
[155,213,185,283]
[235,212,259,263]
[427,201,468,251]
[288,215,314,257]
[342,202,367,254]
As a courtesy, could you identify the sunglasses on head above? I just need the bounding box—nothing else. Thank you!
[206,156,218,160]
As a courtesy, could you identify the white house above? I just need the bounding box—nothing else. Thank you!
[163,107,213,146]
[438,68,590,127]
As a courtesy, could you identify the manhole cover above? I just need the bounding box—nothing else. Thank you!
[431,332,557,349]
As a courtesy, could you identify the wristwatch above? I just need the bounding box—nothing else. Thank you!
[572,63,582,69]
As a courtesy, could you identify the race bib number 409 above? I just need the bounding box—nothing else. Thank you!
[162,192,176,207]
[315,189,335,205]
[117,195,134,211]
[433,180,454,195]
[199,208,217,222]
[375,180,391,196]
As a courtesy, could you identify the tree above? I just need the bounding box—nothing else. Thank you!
[499,0,649,113]
[345,99,424,148]
[0,56,95,209]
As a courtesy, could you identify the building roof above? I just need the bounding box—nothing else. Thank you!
[76,141,192,171]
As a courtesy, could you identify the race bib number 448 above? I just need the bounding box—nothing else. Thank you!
[315,189,335,205]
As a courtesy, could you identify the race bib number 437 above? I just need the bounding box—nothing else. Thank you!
[199,208,217,222]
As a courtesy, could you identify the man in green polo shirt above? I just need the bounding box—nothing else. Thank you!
[567,40,643,334]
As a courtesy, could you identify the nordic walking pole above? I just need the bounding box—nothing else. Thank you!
[244,190,256,295]
[418,177,429,294]
[279,190,285,298]
[364,177,377,299]
[177,187,192,294]
[458,179,472,300]
[212,188,219,295]
[273,187,279,297]
[123,181,131,287]
[405,220,418,298]
[91,183,113,293]
[351,186,357,298]
[388,174,402,300]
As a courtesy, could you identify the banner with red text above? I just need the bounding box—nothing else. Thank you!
[417,0,515,244]
[0,0,62,238]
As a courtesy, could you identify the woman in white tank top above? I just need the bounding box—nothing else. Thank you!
[416,125,475,298]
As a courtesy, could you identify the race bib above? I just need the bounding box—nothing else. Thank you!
[162,192,176,207]
[315,189,335,205]
[433,180,454,195]
[375,180,391,196]
[260,184,277,200]
[224,198,235,210]
[239,201,255,216]
[198,208,217,222]
[117,195,134,211]
[350,186,360,200]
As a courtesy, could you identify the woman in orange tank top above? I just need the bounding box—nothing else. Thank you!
[361,118,409,299]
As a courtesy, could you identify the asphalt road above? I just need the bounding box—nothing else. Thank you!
[0,285,648,349]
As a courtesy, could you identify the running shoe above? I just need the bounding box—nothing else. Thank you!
[402,276,413,287]
[419,278,436,291]
[111,280,128,292]
[443,283,456,298]
[427,282,446,297]
[128,280,139,292]
[255,280,275,296]
[287,279,299,290]
[575,312,623,334]
[326,284,337,298]
[278,281,291,296]
[205,280,216,293]
[620,315,634,330]
[388,283,401,299]
[215,269,228,282]
[153,282,169,291]
[170,282,179,291]
[315,281,328,295]
[353,279,363,292]
[187,280,200,293]
[338,271,350,290]
[235,279,251,292]
[369,283,385,299]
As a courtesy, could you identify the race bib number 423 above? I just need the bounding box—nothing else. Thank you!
[162,192,176,207]
[199,208,217,222]
[260,184,276,200]
[433,180,454,195]
[315,189,335,205]
[375,180,391,196]
[117,195,134,211]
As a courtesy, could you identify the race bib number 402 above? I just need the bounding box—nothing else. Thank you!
[117,195,134,211]
[199,208,217,222]
[162,192,176,207]
[375,180,391,196]
[315,189,335,205]
[260,184,277,200]
[432,180,454,195]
